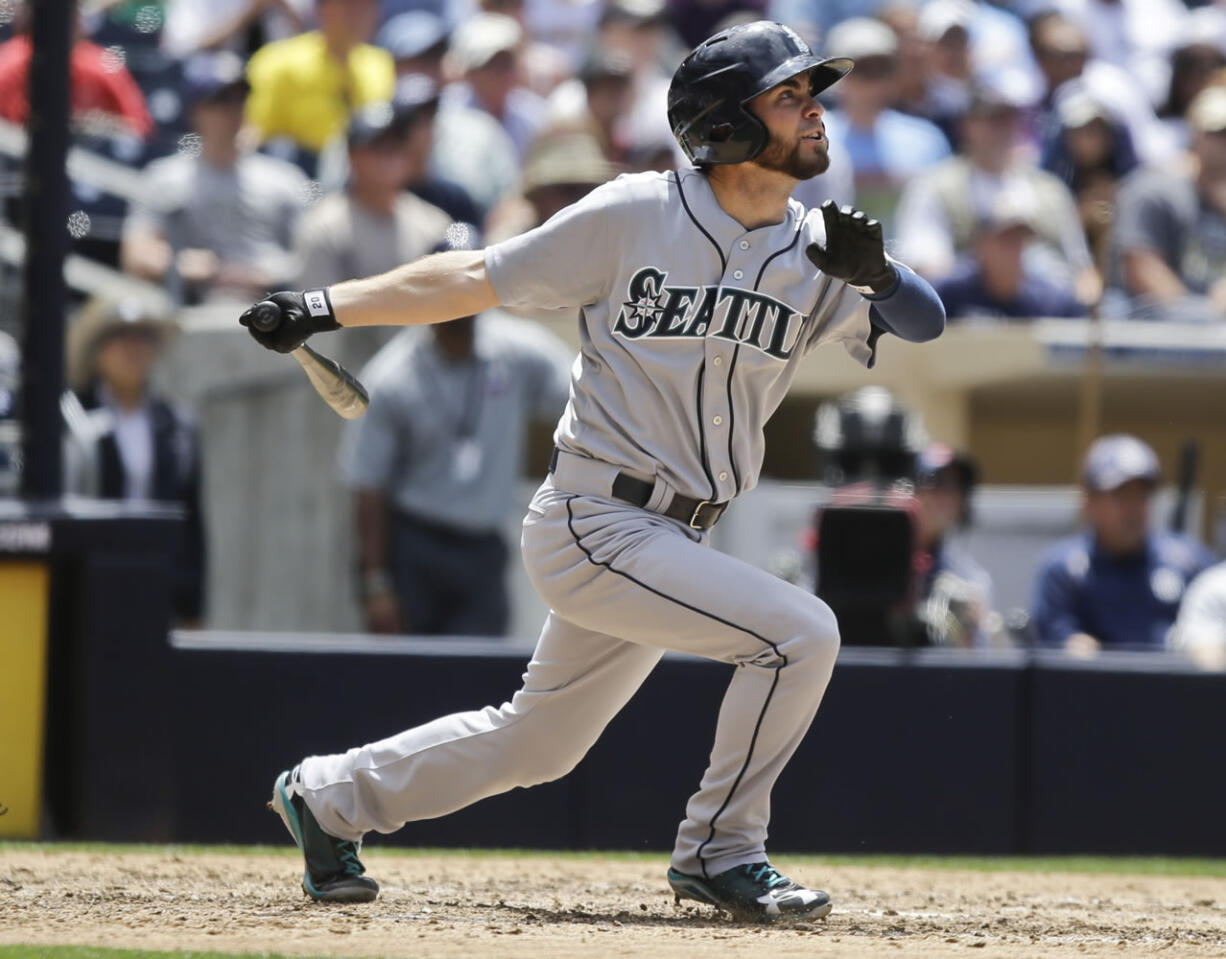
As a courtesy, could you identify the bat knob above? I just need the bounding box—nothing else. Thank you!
[248,301,282,333]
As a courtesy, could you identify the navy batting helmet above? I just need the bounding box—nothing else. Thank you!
[668,21,853,167]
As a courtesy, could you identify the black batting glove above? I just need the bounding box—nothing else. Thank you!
[238,289,341,354]
[805,200,898,296]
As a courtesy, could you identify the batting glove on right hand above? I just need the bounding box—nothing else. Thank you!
[805,200,898,296]
[239,289,341,353]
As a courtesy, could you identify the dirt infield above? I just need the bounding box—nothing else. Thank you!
[2,848,1226,958]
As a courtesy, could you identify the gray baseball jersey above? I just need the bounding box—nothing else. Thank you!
[486,167,876,504]
[295,167,884,886]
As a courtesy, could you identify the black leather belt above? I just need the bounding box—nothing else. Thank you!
[549,448,728,530]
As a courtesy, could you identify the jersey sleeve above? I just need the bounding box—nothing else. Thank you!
[484,180,625,310]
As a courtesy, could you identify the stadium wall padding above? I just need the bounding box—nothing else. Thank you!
[57,641,1214,856]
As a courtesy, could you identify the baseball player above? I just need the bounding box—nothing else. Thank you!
[244,21,946,921]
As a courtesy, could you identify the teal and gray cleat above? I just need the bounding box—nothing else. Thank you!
[267,766,379,903]
[667,862,832,921]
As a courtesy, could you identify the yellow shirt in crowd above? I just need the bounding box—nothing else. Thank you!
[245,32,395,154]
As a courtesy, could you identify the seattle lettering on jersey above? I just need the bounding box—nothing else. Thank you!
[612,266,806,361]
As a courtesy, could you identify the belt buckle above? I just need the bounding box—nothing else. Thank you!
[689,500,712,529]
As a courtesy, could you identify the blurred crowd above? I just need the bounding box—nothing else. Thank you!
[6,0,1226,322]
[1,0,1224,657]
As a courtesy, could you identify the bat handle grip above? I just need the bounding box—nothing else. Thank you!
[248,301,282,333]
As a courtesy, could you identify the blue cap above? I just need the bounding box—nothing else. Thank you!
[182,51,249,107]
[1081,435,1161,492]
[376,11,450,61]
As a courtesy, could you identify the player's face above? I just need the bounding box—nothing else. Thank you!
[747,74,830,181]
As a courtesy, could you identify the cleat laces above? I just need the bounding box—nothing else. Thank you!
[746,863,790,891]
[335,841,365,877]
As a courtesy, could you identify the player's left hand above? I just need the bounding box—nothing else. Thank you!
[805,200,898,296]
[239,290,339,353]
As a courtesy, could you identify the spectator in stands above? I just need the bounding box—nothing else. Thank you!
[547,47,636,162]
[1111,86,1226,323]
[821,16,951,228]
[485,127,614,244]
[295,100,451,363]
[440,13,546,159]
[120,52,308,305]
[161,0,307,60]
[912,0,974,151]
[244,0,394,162]
[393,74,483,227]
[62,298,205,624]
[874,2,927,118]
[913,443,998,647]
[1049,0,1187,111]
[595,0,678,166]
[0,1,152,139]
[1040,90,1137,264]
[475,0,572,99]
[365,12,517,216]
[341,225,572,636]
[1028,11,1174,168]
[1169,560,1226,670]
[934,190,1087,321]
[895,83,1097,303]
[296,100,451,287]
[1030,435,1216,654]
[375,10,450,83]
[1157,10,1226,153]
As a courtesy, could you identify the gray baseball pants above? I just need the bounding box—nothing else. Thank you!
[299,474,840,878]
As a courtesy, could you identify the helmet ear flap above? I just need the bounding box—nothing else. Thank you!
[708,122,735,143]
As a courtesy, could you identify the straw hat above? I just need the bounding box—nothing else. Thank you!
[67,298,178,391]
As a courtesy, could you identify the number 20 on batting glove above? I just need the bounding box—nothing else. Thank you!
[239,289,341,353]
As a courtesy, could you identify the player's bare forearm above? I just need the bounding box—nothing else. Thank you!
[329,251,500,328]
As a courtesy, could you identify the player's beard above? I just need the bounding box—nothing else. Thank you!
[754,131,830,180]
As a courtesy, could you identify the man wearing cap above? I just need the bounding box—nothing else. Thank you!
[390,75,484,226]
[245,0,394,159]
[293,101,451,302]
[342,226,573,636]
[546,48,636,161]
[1030,435,1216,653]
[62,299,206,624]
[821,17,951,228]
[1112,85,1226,322]
[440,12,547,158]
[896,81,1097,305]
[485,127,616,244]
[375,10,451,82]
[933,191,1087,320]
[121,51,308,305]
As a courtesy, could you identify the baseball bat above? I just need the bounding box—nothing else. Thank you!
[248,302,369,420]
[1170,438,1199,534]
